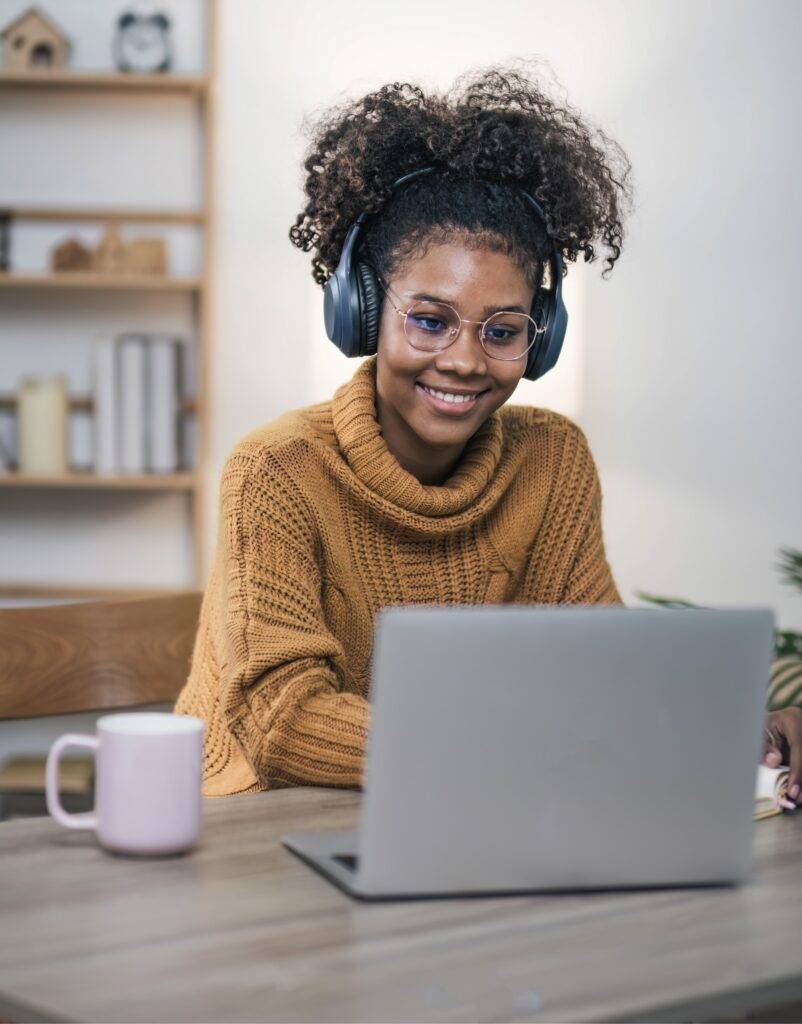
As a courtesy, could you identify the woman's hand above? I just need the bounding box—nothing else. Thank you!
[763,707,802,804]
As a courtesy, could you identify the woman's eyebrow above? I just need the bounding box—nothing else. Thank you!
[404,291,529,315]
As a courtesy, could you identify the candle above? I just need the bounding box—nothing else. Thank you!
[17,374,69,475]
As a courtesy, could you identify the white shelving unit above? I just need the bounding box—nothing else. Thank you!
[0,0,217,599]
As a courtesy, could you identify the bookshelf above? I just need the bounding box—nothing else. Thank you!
[0,1,216,601]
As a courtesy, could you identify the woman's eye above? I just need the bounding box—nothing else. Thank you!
[484,327,514,342]
[411,315,446,333]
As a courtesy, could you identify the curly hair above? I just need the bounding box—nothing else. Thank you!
[289,61,634,290]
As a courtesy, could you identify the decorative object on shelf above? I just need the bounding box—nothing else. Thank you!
[121,237,166,275]
[92,222,166,275]
[50,236,93,272]
[113,10,172,73]
[48,223,168,277]
[93,222,126,274]
[17,374,69,475]
[0,6,70,70]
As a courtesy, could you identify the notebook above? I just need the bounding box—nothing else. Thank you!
[755,763,797,820]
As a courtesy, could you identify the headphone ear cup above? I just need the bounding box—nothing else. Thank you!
[524,286,550,381]
[524,268,568,381]
[356,262,382,356]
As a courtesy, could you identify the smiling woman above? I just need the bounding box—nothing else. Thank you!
[174,64,637,796]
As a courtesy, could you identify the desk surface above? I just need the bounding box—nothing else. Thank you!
[1,789,802,1024]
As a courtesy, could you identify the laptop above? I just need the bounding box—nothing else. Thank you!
[281,604,775,900]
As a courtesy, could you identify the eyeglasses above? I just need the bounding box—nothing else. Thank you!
[378,277,544,362]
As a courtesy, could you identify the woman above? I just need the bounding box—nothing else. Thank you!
[175,66,802,802]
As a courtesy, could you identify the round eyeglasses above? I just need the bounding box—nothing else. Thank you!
[378,278,544,361]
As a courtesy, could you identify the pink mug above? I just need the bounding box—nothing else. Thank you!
[45,712,205,856]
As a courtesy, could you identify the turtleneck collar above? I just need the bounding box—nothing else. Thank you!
[331,355,504,518]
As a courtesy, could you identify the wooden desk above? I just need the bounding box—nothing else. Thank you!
[1,789,801,1023]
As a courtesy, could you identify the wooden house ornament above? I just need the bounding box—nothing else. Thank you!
[51,237,92,272]
[93,223,126,274]
[0,6,71,70]
[123,237,166,275]
[93,222,167,276]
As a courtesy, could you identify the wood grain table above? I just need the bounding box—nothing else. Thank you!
[1,788,802,1023]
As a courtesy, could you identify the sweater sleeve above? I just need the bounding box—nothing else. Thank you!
[216,444,369,789]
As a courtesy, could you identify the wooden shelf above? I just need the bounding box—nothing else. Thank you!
[0,394,197,414]
[0,582,199,602]
[0,70,208,94]
[0,206,205,225]
[0,472,197,491]
[0,272,201,292]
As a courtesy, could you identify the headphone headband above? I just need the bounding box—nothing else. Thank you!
[323,166,568,380]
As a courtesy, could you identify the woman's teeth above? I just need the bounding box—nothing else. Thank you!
[419,384,479,404]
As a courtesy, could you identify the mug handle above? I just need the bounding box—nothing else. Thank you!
[45,733,98,830]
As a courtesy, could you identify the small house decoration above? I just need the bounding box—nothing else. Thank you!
[0,6,70,70]
[93,223,126,275]
[113,10,172,73]
[51,237,93,271]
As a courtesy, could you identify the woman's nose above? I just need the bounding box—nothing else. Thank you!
[443,323,490,370]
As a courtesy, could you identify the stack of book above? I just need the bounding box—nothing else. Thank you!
[93,333,187,474]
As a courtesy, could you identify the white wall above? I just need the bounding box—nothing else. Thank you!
[577,1,800,622]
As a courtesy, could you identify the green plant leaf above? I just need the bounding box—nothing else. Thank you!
[775,547,802,594]
[633,590,705,610]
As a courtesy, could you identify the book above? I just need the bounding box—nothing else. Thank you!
[144,335,182,473]
[755,763,796,820]
[93,332,189,475]
[118,334,147,474]
[92,336,119,474]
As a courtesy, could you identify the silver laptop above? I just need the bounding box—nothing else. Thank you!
[282,604,775,900]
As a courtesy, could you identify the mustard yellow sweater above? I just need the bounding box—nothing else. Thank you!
[174,354,622,796]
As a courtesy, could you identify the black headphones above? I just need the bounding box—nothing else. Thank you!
[323,167,568,381]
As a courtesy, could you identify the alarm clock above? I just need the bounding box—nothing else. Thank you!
[113,10,172,73]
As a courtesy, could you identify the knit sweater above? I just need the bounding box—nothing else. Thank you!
[174,354,622,796]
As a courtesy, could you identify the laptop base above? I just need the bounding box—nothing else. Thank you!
[280,829,734,903]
